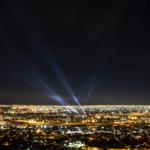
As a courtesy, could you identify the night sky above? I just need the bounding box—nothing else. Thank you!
[0,1,150,105]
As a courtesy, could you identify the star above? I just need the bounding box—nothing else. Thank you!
[72,17,76,20]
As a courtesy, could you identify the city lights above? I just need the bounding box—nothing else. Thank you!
[0,105,150,149]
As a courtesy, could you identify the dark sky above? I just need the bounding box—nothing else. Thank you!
[0,1,150,105]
